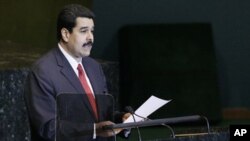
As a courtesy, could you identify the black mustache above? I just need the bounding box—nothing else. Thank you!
[83,41,93,47]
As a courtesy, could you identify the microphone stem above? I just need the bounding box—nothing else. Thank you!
[134,113,175,138]
[132,114,142,141]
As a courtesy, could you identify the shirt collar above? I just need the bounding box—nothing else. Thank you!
[58,43,82,75]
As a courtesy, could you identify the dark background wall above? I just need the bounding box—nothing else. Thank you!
[0,0,92,50]
[92,0,250,111]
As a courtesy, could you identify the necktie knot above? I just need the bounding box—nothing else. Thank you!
[77,64,84,75]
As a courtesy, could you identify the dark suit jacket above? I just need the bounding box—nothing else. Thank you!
[24,47,115,141]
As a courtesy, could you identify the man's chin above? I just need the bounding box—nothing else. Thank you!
[81,52,91,58]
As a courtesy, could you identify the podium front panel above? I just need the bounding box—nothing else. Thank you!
[56,93,115,141]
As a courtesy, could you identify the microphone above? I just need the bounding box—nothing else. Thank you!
[125,106,176,138]
[124,106,135,115]
[125,106,142,141]
[125,106,146,120]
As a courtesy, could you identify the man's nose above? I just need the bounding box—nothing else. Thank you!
[86,31,94,41]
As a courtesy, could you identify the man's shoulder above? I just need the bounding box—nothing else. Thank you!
[31,48,58,70]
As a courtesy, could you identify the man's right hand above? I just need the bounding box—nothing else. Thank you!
[95,121,122,137]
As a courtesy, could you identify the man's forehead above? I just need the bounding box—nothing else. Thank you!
[75,17,94,27]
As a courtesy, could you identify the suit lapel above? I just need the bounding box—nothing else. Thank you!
[54,47,97,121]
[55,47,83,93]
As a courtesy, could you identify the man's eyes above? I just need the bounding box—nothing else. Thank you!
[80,30,94,33]
[80,30,87,33]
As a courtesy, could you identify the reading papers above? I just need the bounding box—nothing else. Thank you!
[124,95,171,123]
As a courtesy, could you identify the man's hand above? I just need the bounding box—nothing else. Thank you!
[96,121,122,137]
[122,113,131,122]
[96,113,131,137]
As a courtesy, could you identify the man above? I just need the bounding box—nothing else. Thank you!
[24,4,129,141]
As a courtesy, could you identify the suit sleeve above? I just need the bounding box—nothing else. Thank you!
[24,68,57,140]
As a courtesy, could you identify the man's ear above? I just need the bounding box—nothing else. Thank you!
[61,28,70,42]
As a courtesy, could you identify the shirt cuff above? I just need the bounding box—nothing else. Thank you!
[93,123,96,139]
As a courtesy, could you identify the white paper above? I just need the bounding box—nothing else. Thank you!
[123,95,171,123]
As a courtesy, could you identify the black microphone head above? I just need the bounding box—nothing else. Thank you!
[125,106,135,114]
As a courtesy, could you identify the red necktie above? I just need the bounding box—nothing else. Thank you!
[77,64,98,120]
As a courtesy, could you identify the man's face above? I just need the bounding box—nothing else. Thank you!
[66,17,94,58]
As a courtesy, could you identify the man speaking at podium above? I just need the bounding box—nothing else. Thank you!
[24,4,129,141]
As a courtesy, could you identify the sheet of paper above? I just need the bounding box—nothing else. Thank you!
[123,95,171,123]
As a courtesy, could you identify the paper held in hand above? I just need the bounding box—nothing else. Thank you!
[123,95,171,123]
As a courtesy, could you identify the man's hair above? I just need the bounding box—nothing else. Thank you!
[56,4,95,41]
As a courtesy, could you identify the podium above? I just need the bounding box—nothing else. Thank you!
[55,93,228,141]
